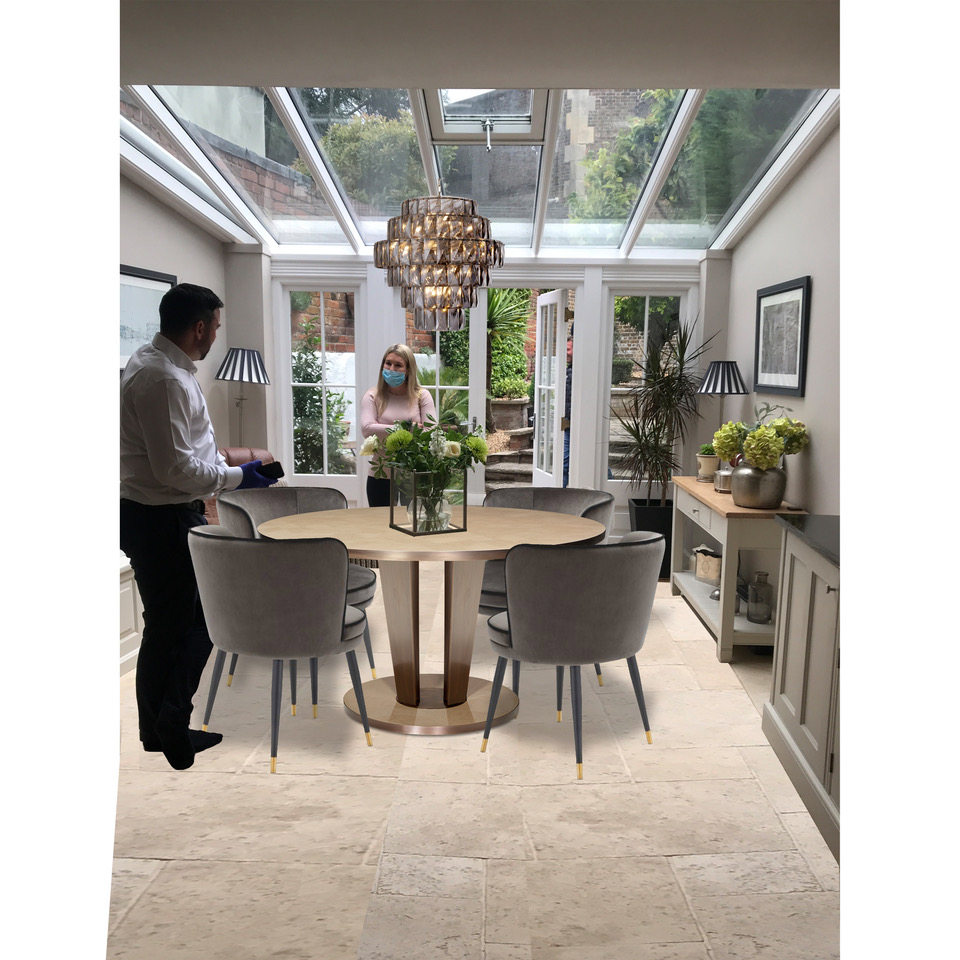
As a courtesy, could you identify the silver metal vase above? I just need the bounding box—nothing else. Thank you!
[730,464,786,509]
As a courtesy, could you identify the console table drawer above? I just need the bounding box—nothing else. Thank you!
[676,486,727,540]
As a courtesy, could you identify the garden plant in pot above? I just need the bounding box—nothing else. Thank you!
[611,316,715,578]
[712,402,809,509]
[695,443,720,482]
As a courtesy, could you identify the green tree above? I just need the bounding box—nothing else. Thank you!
[569,89,813,226]
[320,112,429,209]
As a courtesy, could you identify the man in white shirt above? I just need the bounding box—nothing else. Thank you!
[120,283,277,770]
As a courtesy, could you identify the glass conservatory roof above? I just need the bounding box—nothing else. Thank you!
[120,85,832,256]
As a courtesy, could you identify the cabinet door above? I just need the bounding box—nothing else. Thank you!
[771,535,839,782]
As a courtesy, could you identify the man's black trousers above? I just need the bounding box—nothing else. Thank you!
[119,499,213,744]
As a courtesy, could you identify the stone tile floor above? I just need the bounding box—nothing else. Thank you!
[108,568,839,959]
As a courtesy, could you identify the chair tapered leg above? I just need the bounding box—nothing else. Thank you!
[270,659,283,773]
[310,657,319,718]
[594,662,603,686]
[289,660,297,715]
[556,665,564,721]
[481,656,508,753]
[362,621,377,678]
[570,665,583,779]
[226,652,239,686]
[626,655,652,743]
[201,648,226,731]
[345,649,372,746]
[512,659,520,696]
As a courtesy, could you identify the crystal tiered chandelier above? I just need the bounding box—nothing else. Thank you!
[374,196,504,331]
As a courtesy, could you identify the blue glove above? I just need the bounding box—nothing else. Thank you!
[237,459,278,490]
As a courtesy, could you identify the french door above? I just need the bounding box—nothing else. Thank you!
[532,289,570,487]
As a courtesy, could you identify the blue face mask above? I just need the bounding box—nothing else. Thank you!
[382,368,407,387]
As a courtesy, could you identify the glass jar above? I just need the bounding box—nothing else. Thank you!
[747,571,773,624]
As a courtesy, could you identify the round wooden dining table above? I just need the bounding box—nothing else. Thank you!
[258,506,605,734]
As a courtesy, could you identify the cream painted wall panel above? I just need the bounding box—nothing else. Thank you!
[120,176,230,438]
[726,128,839,514]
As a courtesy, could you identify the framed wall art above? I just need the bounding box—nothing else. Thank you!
[753,275,811,397]
[120,264,176,373]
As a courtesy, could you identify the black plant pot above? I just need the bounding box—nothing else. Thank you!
[627,498,673,580]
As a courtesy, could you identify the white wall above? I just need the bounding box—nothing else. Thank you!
[120,176,229,437]
[724,127,840,514]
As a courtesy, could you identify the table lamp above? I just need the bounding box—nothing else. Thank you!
[215,347,270,447]
[697,360,748,425]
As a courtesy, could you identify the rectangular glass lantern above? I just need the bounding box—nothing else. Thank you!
[389,468,468,536]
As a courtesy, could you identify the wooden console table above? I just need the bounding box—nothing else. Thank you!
[670,475,805,662]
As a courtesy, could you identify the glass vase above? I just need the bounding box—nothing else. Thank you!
[389,468,467,536]
[747,571,774,624]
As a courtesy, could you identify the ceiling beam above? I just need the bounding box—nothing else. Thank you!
[120,1,839,89]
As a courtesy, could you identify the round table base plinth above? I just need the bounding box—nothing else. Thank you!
[343,674,518,735]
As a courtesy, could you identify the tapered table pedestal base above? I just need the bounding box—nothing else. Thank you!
[344,674,519,735]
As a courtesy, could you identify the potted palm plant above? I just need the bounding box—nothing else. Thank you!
[611,316,715,577]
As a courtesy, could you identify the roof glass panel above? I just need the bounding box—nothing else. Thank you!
[441,89,532,120]
[635,88,826,248]
[153,85,346,244]
[541,89,684,247]
[120,90,240,223]
[289,88,427,244]
[436,143,540,248]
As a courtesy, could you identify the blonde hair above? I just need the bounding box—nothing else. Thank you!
[374,343,422,416]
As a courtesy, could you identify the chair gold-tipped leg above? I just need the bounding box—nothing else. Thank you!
[597,674,603,686]
[226,674,233,687]
[201,724,208,732]
[313,705,318,719]
[270,757,277,774]
[291,704,297,716]
[646,730,652,744]
[365,731,373,746]
[480,738,488,753]
[577,763,583,780]
[371,668,377,679]
[557,710,562,722]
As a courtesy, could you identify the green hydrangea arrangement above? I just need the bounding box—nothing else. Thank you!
[360,418,488,481]
[713,403,809,470]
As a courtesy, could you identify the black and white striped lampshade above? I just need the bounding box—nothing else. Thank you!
[697,360,747,396]
[214,347,270,385]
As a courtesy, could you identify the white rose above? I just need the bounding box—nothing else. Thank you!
[444,441,461,458]
[359,435,379,456]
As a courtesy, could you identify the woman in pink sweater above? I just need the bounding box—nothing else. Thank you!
[360,343,436,506]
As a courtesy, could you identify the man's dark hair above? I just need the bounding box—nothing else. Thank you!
[159,283,224,336]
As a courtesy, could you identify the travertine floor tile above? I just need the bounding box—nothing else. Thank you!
[375,853,484,898]
[607,689,767,748]
[738,744,806,813]
[520,779,793,859]
[108,858,162,934]
[690,892,840,960]
[485,858,530,946]
[525,856,700,949]
[114,771,396,865]
[356,893,482,960]
[382,781,530,860]
[620,745,753,783]
[107,859,376,960]
[397,732,489,783]
[531,941,710,959]
[780,812,840,890]
[487,720,631,785]
[670,850,823,897]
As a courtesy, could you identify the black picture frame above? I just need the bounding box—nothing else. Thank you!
[120,264,177,373]
[753,275,811,397]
